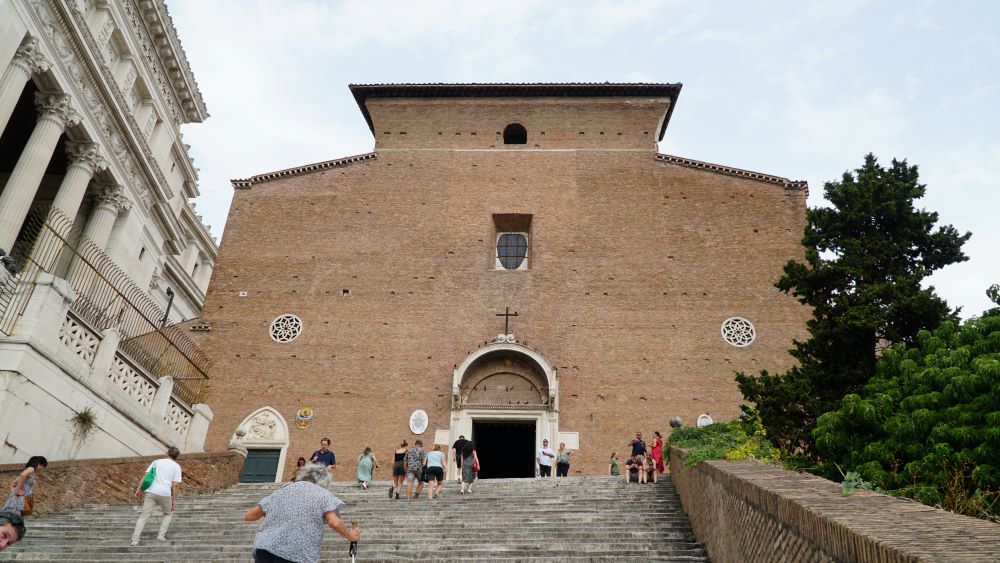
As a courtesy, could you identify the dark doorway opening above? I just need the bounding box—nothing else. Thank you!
[241,449,281,483]
[472,419,535,478]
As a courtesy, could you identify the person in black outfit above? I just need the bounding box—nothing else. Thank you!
[451,435,468,483]
[390,440,407,500]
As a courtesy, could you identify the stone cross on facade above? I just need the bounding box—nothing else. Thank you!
[496,306,518,335]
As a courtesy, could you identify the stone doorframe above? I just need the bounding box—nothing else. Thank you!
[446,342,559,480]
[231,406,289,483]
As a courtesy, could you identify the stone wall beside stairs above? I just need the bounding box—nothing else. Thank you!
[0,451,243,515]
[669,446,1000,562]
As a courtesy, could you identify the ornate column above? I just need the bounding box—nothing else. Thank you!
[52,142,108,222]
[0,36,51,136]
[0,92,80,252]
[81,184,131,250]
[28,143,107,273]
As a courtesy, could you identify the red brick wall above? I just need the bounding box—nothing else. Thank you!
[0,451,243,515]
[669,447,1000,562]
[199,96,810,480]
[366,96,672,149]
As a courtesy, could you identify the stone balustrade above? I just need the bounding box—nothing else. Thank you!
[56,309,204,449]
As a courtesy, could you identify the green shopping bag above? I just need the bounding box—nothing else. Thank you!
[140,465,157,491]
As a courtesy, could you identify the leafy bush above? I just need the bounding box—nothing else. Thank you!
[814,288,1000,520]
[667,408,786,467]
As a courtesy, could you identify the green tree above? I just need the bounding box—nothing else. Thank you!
[736,154,970,458]
[813,286,1000,519]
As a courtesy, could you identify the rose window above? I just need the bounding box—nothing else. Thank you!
[721,317,755,347]
[269,314,302,343]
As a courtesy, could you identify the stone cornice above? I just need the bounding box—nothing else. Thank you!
[231,152,378,189]
[655,153,808,193]
[179,203,218,257]
[125,0,208,123]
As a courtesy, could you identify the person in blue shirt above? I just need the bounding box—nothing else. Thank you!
[310,438,336,474]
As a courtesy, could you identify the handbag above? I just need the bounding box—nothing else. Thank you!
[140,465,157,491]
[22,495,33,516]
[472,453,480,473]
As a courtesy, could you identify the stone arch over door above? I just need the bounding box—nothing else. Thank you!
[452,342,558,409]
[233,406,289,483]
[448,342,559,479]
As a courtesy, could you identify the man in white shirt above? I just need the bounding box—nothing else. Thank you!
[536,439,555,478]
[130,446,183,545]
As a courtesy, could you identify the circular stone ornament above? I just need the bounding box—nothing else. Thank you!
[721,317,756,347]
[269,314,303,343]
[409,409,428,435]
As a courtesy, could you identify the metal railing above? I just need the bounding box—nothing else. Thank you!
[0,208,210,404]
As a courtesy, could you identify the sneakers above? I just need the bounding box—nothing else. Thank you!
[130,539,139,546]
[156,535,167,542]
[361,482,368,490]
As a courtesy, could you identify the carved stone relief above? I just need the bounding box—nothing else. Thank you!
[247,412,277,440]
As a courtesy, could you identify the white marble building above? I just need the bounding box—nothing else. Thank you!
[0,0,218,462]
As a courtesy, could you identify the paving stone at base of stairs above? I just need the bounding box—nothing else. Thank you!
[0,476,709,562]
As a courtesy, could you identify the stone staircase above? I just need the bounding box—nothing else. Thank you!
[0,476,709,562]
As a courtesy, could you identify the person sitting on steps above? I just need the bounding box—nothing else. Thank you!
[624,454,644,484]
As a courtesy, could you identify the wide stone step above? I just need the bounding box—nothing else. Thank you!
[0,476,709,562]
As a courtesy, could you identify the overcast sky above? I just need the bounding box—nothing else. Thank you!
[169,0,999,318]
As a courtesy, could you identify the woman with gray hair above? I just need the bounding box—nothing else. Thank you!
[245,463,361,563]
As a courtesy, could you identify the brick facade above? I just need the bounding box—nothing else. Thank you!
[669,447,1000,562]
[0,451,243,515]
[198,84,810,480]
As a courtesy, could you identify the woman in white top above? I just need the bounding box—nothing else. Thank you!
[423,445,446,500]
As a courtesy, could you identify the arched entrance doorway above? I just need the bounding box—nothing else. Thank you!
[449,341,558,479]
[232,407,289,483]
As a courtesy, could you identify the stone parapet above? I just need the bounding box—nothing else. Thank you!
[668,446,1000,562]
[0,450,242,515]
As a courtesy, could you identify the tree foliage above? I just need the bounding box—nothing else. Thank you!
[814,292,1000,520]
[736,154,970,457]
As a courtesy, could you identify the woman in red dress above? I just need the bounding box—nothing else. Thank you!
[651,431,665,474]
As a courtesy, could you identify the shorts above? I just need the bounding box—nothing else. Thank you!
[539,464,552,477]
[405,470,421,484]
[392,461,405,477]
[425,466,444,482]
[556,461,570,477]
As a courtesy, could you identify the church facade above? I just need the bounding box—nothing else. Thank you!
[199,83,809,480]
